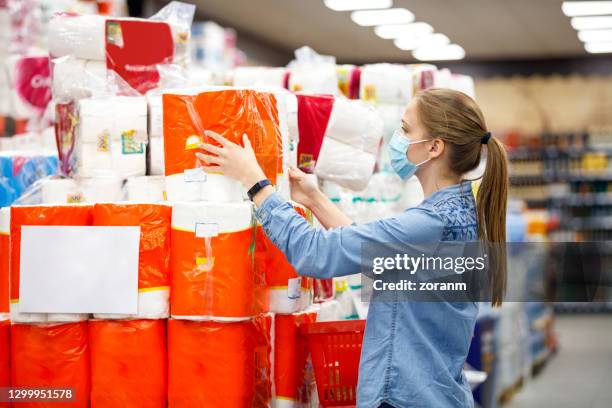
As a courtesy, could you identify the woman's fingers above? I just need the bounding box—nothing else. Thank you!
[195,152,222,165]
[204,130,231,147]
[199,142,223,155]
[288,165,305,180]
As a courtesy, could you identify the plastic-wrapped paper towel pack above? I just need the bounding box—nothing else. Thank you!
[162,88,285,202]
[168,315,272,407]
[93,203,172,320]
[55,96,147,178]
[51,56,107,101]
[10,204,93,323]
[89,319,167,407]
[273,311,318,408]
[170,201,268,320]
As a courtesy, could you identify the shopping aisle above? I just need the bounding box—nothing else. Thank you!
[507,315,612,408]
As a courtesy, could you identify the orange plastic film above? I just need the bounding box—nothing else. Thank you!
[9,205,93,302]
[0,320,8,389]
[162,89,283,183]
[92,204,171,290]
[274,311,318,405]
[168,315,272,407]
[11,322,90,408]
[89,319,167,408]
[0,207,9,314]
[170,202,268,319]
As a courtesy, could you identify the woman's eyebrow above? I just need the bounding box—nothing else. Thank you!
[402,120,410,130]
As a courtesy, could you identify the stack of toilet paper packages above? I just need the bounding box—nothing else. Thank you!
[38,176,124,204]
[55,96,147,179]
[336,64,361,99]
[168,314,272,407]
[93,203,172,319]
[9,204,93,323]
[288,46,339,95]
[49,1,195,98]
[409,63,438,95]
[170,201,268,321]
[0,153,58,207]
[256,203,314,315]
[125,175,166,202]
[232,66,289,89]
[296,94,383,191]
[162,87,288,202]
[360,63,413,105]
[3,54,52,121]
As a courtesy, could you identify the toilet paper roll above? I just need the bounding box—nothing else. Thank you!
[78,176,124,203]
[326,98,383,155]
[232,66,287,88]
[126,176,166,202]
[47,313,89,323]
[146,93,163,138]
[52,58,107,100]
[11,322,90,404]
[164,173,245,202]
[170,201,267,320]
[148,136,165,175]
[92,203,171,319]
[315,300,343,322]
[75,139,146,179]
[360,64,413,105]
[48,14,108,60]
[40,178,81,204]
[6,55,52,120]
[168,316,272,407]
[78,96,148,144]
[0,207,9,315]
[315,138,376,191]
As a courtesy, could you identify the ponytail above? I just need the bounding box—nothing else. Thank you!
[416,88,509,306]
[476,136,509,306]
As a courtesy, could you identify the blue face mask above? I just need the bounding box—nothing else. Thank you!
[388,129,432,180]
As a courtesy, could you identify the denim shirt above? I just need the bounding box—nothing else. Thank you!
[256,181,479,408]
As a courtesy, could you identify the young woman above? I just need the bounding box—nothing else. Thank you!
[197,88,509,408]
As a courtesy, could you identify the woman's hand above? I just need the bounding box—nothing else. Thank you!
[196,130,266,189]
[288,165,321,208]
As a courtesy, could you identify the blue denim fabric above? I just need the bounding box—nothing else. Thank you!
[256,181,479,408]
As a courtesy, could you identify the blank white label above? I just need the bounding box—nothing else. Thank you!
[195,222,219,238]
[287,277,301,300]
[184,168,207,182]
[19,226,141,314]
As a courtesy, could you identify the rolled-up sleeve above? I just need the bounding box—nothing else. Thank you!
[256,192,444,279]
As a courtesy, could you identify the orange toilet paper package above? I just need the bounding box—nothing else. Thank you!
[162,89,283,183]
[89,319,167,408]
[170,202,268,319]
[92,204,172,291]
[9,205,93,304]
[0,226,8,314]
[0,320,9,389]
[274,311,318,404]
[168,315,272,408]
[11,322,90,408]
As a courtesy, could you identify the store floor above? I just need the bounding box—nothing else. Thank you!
[506,314,612,408]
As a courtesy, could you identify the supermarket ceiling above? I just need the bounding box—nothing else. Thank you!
[165,0,586,63]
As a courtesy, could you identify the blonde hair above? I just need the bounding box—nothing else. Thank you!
[415,88,509,306]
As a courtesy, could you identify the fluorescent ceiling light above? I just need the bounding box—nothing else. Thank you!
[578,29,612,42]
[412,44,466,61]
[351,8,415,26]
[394,33,450,51]
[562,1,612,17]
[584,41,612,52]
[571,16,612,30]
[324,0,392,11]
[375,22,434,39]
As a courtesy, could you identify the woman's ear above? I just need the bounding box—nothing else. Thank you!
[429,138,445,158]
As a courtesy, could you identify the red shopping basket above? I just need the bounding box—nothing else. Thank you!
[301,320,366,407]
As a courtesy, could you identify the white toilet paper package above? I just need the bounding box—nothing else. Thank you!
[55,96,147,178]
[288,46,338,95]
[92,203,172,320]
[5,54,52,120]
[126,176,166,202]
[232,66,288,88]
[336,64,361,99]
[170,201,268,320]
[162,88,284,202]
[48,1,195,95]
[360,64,413,105]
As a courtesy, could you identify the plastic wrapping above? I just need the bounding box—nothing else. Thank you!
[313,279,335,304]
[274,311,317,407]
[288,46,338,95]
[35,176,125,204]
[51,56,107,101]
[10,204,93,323]
[0,208,9,316]
[315,137,377,191]
[49,2,195,95]
[11,322,90,407]
[0,153,59,206]
[360,63,413,104]
[92,203,171,319]
[314,300,343,322]
[232,66,288,89]
[162,88,284,202]
[170,201,268,320]
[410,63,437,94]
[168,315,272,407]
[5,54,52,120]
[89,319,167,407]
[325,97,383,155]
[295,94,334,172]
[55,96,147,178]
[126,176,166,202]
[336,65,361,99]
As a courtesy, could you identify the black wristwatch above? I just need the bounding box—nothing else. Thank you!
[247,179,272,201]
